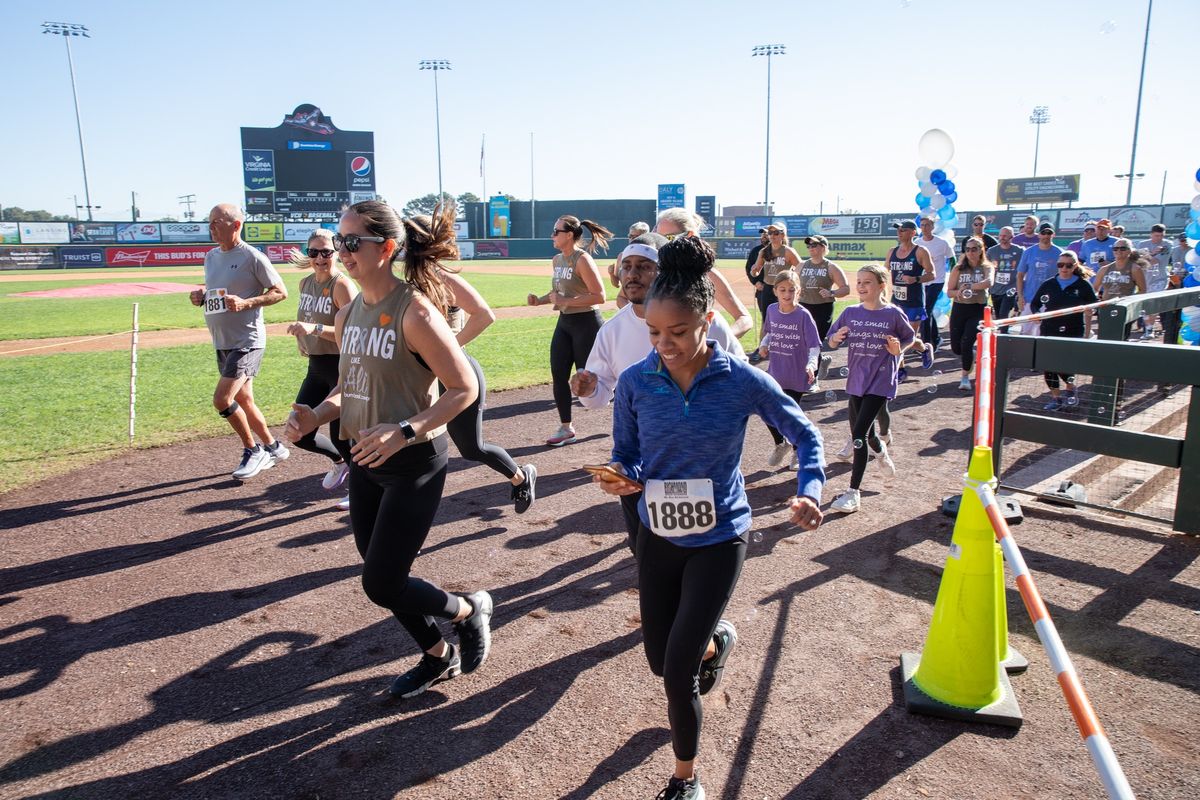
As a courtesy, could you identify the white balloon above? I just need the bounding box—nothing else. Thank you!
[920,206,938,219]
[945,164,959,179]
[1190,193,1200,211]
[915,166,932,182]
[1193,179,1200,193]
[929,194,947,209]
[1185,248,1200,266]
[920,181,939,198]
[918,128,955,169]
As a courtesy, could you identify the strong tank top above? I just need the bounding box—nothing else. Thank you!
[888,246,924,307]
[338,283,443,443]
[954,264,988,305]
[759,246,789,286]
[798,259,836,305]
[1101,264,1137,299]
[297,273,342,356]
[553,250,598,314]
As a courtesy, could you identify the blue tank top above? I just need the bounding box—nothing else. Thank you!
[888,246,924,308]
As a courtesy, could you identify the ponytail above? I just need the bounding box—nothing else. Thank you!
[556,215,613,254]
[402,203,460,318]
[647,235,716,316]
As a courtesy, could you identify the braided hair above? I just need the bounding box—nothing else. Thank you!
[646,235,716,316]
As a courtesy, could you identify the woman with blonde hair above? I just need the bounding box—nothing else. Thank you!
[656,208,754,339]
[750,223,803,355]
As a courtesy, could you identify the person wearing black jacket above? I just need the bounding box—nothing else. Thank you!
[745,228,770,363]
[1032,250,1097,411]
[960,215,998,254]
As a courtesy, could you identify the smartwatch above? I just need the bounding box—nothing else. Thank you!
[398,420,417,442]
[313,323,324,336]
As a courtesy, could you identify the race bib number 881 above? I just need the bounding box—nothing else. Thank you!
[645,478,716,538]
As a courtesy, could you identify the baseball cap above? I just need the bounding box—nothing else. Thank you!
[892,220,918,231]
[1038,223,1055,234]
[1096,218,1113,227]
[757,227,768,234]
[804,234,829,247]
[1084,221,1097,230]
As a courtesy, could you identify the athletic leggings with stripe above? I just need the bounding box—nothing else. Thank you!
[348,435,458,652]
[637,529,746,762]
[293,354,344,462]
[848,394,888,490]
[441,353,520,480]
[550,310,603,424]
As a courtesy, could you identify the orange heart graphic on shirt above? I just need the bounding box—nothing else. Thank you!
[321,288,330,296]
[379,313,393,326]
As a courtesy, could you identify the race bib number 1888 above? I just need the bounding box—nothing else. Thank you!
[645,478,716,538]
[204,288,227,315]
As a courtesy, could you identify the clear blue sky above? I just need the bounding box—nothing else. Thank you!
[4,0,1197,222]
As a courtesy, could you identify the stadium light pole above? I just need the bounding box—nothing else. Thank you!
[1125,0,1153,205]
[1028,106,1050,177]
[418,59,451,206]
[752,44,785,215]
[42,22,95,222]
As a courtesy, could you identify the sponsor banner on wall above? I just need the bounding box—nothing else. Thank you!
[489,196,510,238]
[776,216,810,237]
[246,192,274,213]
[1058,208,1108,232]
[1162,204,1193,231]
[458,242,475,259]
[718,239,757,259]
[806,215,883,236]
[0,246,58,269]
[283,223,327,241]
[346,152,375,191]
[59,246,107,268]
[473,241,510,258]
[0,222,19,244]
[70,222,117,242]
[996,175,1080,205]
[657,184,685,213]
[244,222,282,242]
[116,223,162,243]
[160,222,210,243]
[734,216,773,236]
[260,244,301,262]
[243,148,276,191]
[453,221,469,240]
[823,238,897,261]
[1108,206,1162,233]
[106,245,213,267]
[19,222,70,244]
[695,196,716,236]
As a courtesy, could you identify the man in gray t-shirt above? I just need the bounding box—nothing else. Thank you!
[188,203,289,479]
[986,226,1025,319]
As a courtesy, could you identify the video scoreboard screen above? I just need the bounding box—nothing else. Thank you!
[240,104,375,221]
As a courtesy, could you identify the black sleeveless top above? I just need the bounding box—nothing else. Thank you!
[888,246,924,308]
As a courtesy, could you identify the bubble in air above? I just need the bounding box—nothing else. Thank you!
[744,607,759,622]
[751,531,763,543]
[1097,406,1107,415]
[1006,287,1017,297]
[853,438,865,450]
[840,367,849,377]
[1099,20,1117,34]
[1040,295,1050,304]
[824,390,837,402]
[933,369,944,376]
[960,288,974,300]
[1065,395,1079,407]
[925,384,938,394]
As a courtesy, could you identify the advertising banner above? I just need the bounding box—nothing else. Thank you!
[283,223,326,241]
[657,184,685,213]
[822,238,896,261]
[1162,204,1193,231]
[734,216,773,236]
[453,221,469,240]
[261,244,301,262]
[458,242,476,259]
[489,196,511,238]
[160,222,209,243]
[346,152,375,191]
[59,246,107,268]
[243,148,276,191]
[0,222,19,244]
[474,241,510,258]
[246,192,274,213]
[244,223,283,242]
[1058,208,1108,232]
[18,222,70,244]
[776,216,810,237]
[0,246,57,269]
[105,245,213,267]
[996,175,1081,205]
[116,223,162,243]
[718,239,757,260]
[806,215,883,236]
[695,196,716,235]
[69,222,117,242]
[1108,206,1162,233]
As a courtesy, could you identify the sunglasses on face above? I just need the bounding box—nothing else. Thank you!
[1057,262,1074,268]
[768,231,784,236]
[965,246,982,252]
[552,228,570,236]
[308,248,335,258]
[332,233,387,253]
[1113,246,1131,251]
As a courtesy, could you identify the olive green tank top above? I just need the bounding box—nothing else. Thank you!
[338,283,443,444]
[797,258,836,305]
[552,250,598,314]
[1100,264,1137,299]
[297,273,342,356]
[955,264,989,305]
[758,246,790,286]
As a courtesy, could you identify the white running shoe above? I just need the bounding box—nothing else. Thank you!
[880,432,893,447]
[876,442,896,477]
[232,447,273,480]
[545,426,577,447]
[831,488,861,513]
[767,442,791,468]
[958,375,973,391]
[335,495,350,511]
[322,461,350,490]
[789,452,800,470]
[836,437,853,461]
[265,442,289,463]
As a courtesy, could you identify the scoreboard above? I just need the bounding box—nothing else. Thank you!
[240,104,375,221]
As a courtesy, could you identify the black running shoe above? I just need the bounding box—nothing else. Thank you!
[455,590,494,674]
[655,775,705,800]
[512,464,537,514]
[698,619,737,696]
[389,645,461,699]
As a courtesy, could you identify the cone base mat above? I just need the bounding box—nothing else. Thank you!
[1002,646,1030,675]
[900,652,1024,728]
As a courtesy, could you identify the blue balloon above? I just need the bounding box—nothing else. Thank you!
[938,205,957,221]
[945,191,959,203]
[1187,220,1200,240]
[939,179,956,195]
[915,192,932,208]
[930,169,947,184]
[1195,167,1200,182]
[1189,207,1200,221]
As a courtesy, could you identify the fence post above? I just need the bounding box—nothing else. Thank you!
[129,303,139,441]
[1177,387,1200,535]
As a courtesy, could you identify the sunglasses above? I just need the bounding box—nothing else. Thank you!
[1039,231,1054,235]
[965,246,982,252]
[972,221,985,226]
[552,228,570,236]
[332,233,387,252]
[1113,246,1131,251]
[307,248,335,258]
[1057,262,1074,268]
[768,231,784,236]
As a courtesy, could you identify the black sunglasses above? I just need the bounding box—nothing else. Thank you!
[1057,262,1074,268]
[965,246,982,251]
[1112,246,1131,251]
[332,233,386,252]
[307,248,335,258]
[552,228,570,236]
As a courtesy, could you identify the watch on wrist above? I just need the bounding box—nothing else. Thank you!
[398,420,417,442]
[314,323,324,336]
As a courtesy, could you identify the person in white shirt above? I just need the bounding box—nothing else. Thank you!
[915,216,955,350]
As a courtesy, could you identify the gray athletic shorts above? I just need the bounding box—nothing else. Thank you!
[215,347,264,379]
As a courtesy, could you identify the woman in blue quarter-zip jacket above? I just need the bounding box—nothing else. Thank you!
[594,234,825,800]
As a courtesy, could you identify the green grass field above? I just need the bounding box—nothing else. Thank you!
[0,263,846,492]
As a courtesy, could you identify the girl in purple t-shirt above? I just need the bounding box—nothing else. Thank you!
[757,270,821,469]
[825,264,915,513]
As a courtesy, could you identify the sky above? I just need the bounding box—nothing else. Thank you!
[4,0,1198,223]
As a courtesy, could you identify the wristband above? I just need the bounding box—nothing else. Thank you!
[398,420,417,442]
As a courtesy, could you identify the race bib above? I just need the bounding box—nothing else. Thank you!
[893,284,908,302]
[645,478,716,538]
[995,271,1011,285]
[204,288,227,315]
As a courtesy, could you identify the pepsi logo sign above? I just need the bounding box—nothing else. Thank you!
[350,156,372,177]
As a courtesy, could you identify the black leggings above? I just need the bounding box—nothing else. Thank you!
[293,354,343,462]
[349,435,458,652]
[799,301,835,341]
[1044,372,1076,390]
[949,303,986,373]
[848,394,888,489]
[757,284,775,321]
[637,529,746,762]
[990,292,1019,320]
[550,311,603,424]
[766,389,807,444]
[1161,308,1182,346]
[443,353,519,480]
[847,393,890,438]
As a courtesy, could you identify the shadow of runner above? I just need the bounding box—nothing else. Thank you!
[557,727,671,800]
[0,474,221,531]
